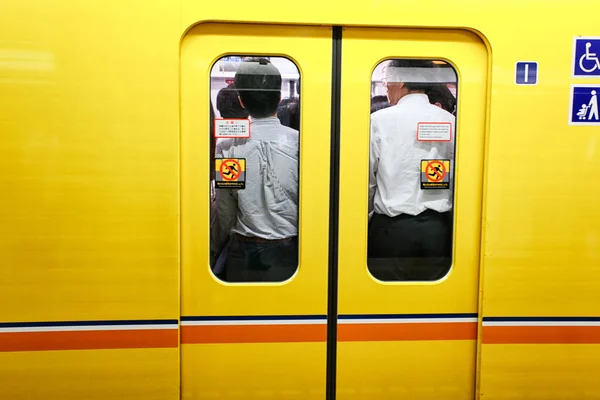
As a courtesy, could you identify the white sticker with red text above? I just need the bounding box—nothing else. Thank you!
[214,118,250,138]
[416,122,452,142]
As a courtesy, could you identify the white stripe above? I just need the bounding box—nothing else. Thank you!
[0,324,178,333]
[338,318,477,325]
[180,319,326,326]
[483,321,600,327]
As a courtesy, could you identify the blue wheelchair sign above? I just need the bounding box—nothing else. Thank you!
[570,85,600,126]
[573,37,600,77]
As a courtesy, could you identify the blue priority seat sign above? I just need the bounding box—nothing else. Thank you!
[570,85,600,125]
[573,37,600,77]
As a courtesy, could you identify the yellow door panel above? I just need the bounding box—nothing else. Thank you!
[0,349,178,400]
[180,23,332,399]
[337,27,488,400]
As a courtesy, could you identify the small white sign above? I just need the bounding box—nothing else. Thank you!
[416,122,452,142]
[214,118,250,138]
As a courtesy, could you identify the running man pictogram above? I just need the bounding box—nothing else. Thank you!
[215,158,246,189]
[421,159,450,189]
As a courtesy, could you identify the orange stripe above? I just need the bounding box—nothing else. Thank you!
[181,324,327,344]
[0,329,178,352]
[483,326,600,344]
[338,322,477,342]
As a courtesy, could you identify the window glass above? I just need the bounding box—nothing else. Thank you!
[368,59,457,281]
[209,56,300,283]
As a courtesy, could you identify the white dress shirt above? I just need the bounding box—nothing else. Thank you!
[211,117,299,254]
[369,93,456,217]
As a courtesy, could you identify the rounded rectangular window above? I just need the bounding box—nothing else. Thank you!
[368,59,457,281]
[209,56,300,283]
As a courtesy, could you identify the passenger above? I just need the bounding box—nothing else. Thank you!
[370,95,391,114]
[211,58,299,282]
[209,101,226,279]
[425,84,456,115]
[368,59,455,281]
[277,97,300,130]
[216,83,249,119]
[209,101,216,180]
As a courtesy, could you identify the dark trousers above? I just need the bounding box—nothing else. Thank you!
[225,234,298,282]
[367,210,452,281]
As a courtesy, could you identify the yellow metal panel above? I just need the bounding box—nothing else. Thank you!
[480,10,600,317]
[338,28,487,314]
[180,23,331,400]
[480,344,600,399]
[0,2,180,399]
[338,342,475,400]
[337,27,488,399]
[181,23,331,317]
[182,343,326,399]
[0,349,179,400]
[0,1,180,321]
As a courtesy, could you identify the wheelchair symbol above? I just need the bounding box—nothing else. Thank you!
[579,42,600,73]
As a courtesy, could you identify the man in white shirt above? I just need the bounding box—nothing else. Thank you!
[211,58,299,282]
[368,59,456,281]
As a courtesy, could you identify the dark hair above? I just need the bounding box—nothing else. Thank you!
[370,95,391,114]
[234,57,281,118]
[216,83,249,119]
[277,97,300,131]
[387,59,437,92]
[425,84,456,114]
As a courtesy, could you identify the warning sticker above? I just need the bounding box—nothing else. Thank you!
[420,159,450,190]
[417,122,452,142]
[214,118,250,139]
[215,158,246,189]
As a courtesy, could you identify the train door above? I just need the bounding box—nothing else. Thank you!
[336,28,488,399]
[180,23,333,399]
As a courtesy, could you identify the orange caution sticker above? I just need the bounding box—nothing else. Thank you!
[420,159,450,189]
[215,158,246,189]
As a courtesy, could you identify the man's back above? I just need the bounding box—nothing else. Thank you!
[370,93,455,217]
[216,117,299,240]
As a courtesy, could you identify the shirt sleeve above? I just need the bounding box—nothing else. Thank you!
[368,118,381,219]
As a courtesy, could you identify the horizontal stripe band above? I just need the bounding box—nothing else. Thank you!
[482,321,600,327]
[339,318,477,324]
[482,325,600,344]
[0,324,178,333]
[0,319,178,328]
[181,324,327,344]
[338,322,477,342]
[0,330,178,352]
[181,319,326,326]
[483,316,600,322]
[180,315,327,322]
[339,313,478,319]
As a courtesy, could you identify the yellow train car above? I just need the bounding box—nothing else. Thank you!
[1,1,599,399]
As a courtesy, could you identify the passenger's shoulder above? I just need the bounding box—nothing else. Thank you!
[279,125,299,137]
[371,105,397,123]
[216,138,235,151]
[430,105,455,122]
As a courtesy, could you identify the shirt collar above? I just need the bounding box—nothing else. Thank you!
[250,116,281,126]
[396,93,430,106]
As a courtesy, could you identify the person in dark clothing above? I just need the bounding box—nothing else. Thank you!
[277,97,300,131]
[371,95,391,114]
[426,84,457,115]
[216,83,249,119]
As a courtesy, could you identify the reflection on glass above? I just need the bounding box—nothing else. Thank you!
[209,56,300,283]
[368,59,457,281]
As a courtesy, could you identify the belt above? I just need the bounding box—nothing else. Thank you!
[234,233,295,243]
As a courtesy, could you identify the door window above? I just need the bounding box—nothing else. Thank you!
[209,56,301,283]
[368,58,457,281]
